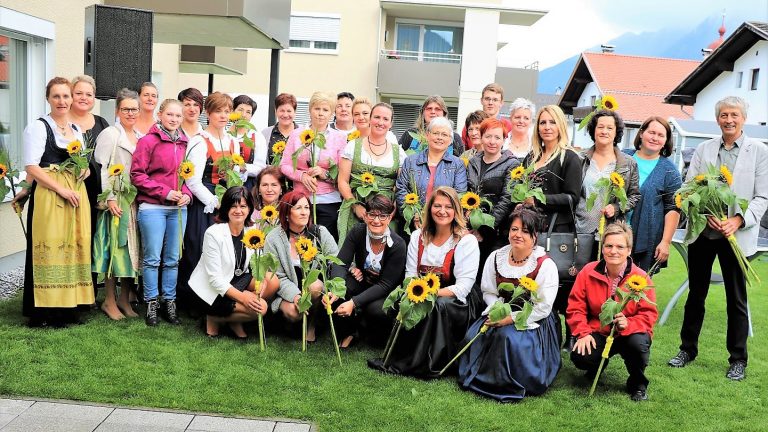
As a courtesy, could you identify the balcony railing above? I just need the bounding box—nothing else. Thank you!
[380,49,462,64]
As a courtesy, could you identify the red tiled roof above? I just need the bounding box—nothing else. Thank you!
[582,52,700,123]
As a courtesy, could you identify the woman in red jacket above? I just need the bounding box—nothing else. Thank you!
[566,221,657,402]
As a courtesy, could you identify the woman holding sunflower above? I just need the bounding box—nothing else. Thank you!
[458,205,561,402]
[250,166,283,224]
[566,222,657,402]
[20,77,94,327]
[337,102,406,244]
[92,88,142,320]
[189,186,268,339]
[369,186,481,378]
[130,99,192,326]
[263,190,338,341]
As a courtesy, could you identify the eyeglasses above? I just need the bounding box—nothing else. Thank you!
[482,97,501,103]
[120,108,140,114]
[430,131,451,139]
[366,212,391,221]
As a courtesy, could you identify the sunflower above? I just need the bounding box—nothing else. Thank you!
[179,161,195,180]
[295,236,314,255]
[406,278,430,304]
[272,140,286,154]
[461,157,469,167]
[301,246,318,262]
[460,192,481,211]
[242,228,266,250]
[347,130,360,141]
[510,165,525,181]
[67,140,82,155]
[625,274,648,292]
[301,129,315,145]
[675,193,682,209]
[423,273,441,294]
[601,95,619,111]
[719,165,733,186]
[360,172,375,184]
[232,154,245,167]
[404,193,419,205]
[261,205,278,223]
[518,276,539,293]
[694,174,706,184]
[229,112,242,122]
[609,172,625,189]
[108,164,124,177]
[0,163,7,179]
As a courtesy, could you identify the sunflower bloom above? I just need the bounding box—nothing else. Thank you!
[347,130,360,141]
[108,164,125,177]
[272,141,286,154]
[301,246,318,262]
[518,276,539,293]
[510,165,525,181]
[461,157,469,167]
[601,95,619,111]
[460,192,481,211]
[242,228,266,250]
[261,205,278,223]
[229,112,242,122]
[67,140,82,155]
[301,129,315,145]
[179,161,195,180]
[719,165,733,186]
[361,172,375,184]
[423,273,441,294]
[609,172,625,189]
[675,193,682,209]
[694,174,706,184]
[0,163,7,179]
[404,193,419,205]
[625,274,648,292]
[406,279,430,304]
[232,154,245,167]
[295,236,313,255]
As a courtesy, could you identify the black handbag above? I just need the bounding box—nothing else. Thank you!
[535,199,594,283]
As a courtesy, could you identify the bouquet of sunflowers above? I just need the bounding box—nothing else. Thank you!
[676,164,759,286]
[97,162,138,277]
[381,273,441,366]
[439,276,539,375]
[506,164,546,204]
[586,171,627,260]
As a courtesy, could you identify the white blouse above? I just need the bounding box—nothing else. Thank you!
[341,138,406,168]
[237,129,268,179]
[23,115,84,166]
[405,229,479,303]
[480,245,558,329]
[186,130,242,212]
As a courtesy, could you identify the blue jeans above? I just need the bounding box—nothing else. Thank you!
[138,207,187,301]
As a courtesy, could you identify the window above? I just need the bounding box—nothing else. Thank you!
[590,95,597,107]
[750,68,760,91]
[288,14,340,54]
[395,22,463,63]
[0,33,28,186]
[736,71,743,88]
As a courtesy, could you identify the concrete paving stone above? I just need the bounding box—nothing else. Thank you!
[101,408,193,429]
[0,399,34,415]
[273,422,312,432]
[94,425,187,432]
[22,402,113,421]
[1,414,102,432]
[187,415,276,432]
[0,413,18,429]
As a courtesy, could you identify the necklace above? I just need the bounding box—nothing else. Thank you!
[233,234,246,276]
[289,227,307,238]
[53,119,68,132]
[509,250,531,265]
[367,137,387,157]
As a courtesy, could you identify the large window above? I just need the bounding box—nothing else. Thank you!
[395,22,463,63]
[288,13,340,54]
[0,32,28,177]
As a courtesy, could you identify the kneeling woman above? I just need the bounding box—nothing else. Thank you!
[458,205,560,402]
[189,187,268,338]
[566,222,657,402]
[369,186,481,378]
[330,194,407,347]
[263,190,338,341]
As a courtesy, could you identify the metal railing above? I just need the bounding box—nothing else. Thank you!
[380,49,462,64]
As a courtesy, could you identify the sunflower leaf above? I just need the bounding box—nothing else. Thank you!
[513,301,533,330]
[498,282,516,293]
[383,287,404,311]
[488,301,512,323]
[298,290,313,313]
[599,298,621,327]
[303,269,321,287]
[326,277,347,299]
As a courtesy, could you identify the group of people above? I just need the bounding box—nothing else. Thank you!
[13,74,766,403]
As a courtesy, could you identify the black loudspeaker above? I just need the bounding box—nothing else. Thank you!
[84,4,153,100]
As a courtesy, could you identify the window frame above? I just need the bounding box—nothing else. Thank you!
[286,12,341,56]
[750,68,760,91]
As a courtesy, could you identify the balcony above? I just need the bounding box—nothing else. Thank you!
[377,49,461,98]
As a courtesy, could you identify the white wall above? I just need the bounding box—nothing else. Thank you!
[456,8,499,131]
[693,40,768,124]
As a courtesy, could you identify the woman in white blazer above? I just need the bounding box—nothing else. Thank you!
[189,186,268,339]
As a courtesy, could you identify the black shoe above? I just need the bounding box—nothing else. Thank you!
[630,389,648,402]
[145,299,159,326]
[162,300,181,325]
[668,350,693,367]
[726,360,746,381]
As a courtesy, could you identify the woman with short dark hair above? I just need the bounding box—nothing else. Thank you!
[178,87,204,139]
[262,92,298,165]
[231,94,267,191]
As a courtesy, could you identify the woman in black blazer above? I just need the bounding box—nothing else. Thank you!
[330,194,407,347]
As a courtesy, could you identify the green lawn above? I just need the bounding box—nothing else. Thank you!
[1,253,766,431]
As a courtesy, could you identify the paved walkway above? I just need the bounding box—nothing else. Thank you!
[0,398,314,432]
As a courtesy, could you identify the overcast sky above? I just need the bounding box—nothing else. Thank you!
[498,0,768,68]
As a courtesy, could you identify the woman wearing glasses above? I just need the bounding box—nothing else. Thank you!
[330,194,407,347]
[399,95,463,156]
[92,88,142,320]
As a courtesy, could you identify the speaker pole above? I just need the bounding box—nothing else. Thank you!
[268,48,281,126]
[208,74,214,94]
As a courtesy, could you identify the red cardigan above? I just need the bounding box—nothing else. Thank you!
[566,260,658,339]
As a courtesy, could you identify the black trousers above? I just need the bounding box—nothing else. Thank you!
[330,273,392,345]
[571,332,652,392]
[680,236,749,363]
[315,202,341,242]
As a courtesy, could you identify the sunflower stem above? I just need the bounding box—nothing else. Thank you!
[328,308,343,366]
[439,325,488,375]
[302,313,307,352]
[589,326,616,396]
[383,320,402,367]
